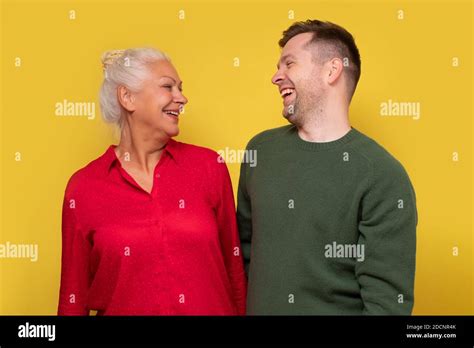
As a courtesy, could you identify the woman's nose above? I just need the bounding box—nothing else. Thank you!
[175,91,188,105]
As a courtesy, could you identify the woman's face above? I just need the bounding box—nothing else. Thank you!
[129,60,188,139]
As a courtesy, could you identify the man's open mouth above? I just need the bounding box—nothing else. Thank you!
[280,88,295,104]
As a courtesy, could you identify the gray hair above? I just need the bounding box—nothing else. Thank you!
[99,47,170,129]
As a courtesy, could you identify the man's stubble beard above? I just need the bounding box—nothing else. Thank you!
[283,76,326,129]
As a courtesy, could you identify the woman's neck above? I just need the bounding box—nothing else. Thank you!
[115,121,169,175]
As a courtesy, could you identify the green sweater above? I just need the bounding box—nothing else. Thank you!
[237,125,417,315]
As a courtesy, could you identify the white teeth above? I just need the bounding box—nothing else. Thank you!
[280,88,295,97]
[164,110,179,116]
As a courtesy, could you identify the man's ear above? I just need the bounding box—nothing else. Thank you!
[326,57,344,85]
[117,85,136,113]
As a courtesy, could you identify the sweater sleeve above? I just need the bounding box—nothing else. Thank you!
[57,177,92,316]
[213,156,247,315]
[355,159,417,315]
[236,150,252,277]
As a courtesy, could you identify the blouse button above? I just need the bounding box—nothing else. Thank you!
[155,173,160,178]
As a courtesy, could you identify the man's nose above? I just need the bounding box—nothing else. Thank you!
[271,70,284,85]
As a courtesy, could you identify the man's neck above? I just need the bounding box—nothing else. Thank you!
[297,104,351,143]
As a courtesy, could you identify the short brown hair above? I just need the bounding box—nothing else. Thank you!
[279,20,361,98]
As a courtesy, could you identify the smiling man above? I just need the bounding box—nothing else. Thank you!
[237,20,417,315]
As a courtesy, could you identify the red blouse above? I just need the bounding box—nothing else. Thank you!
[58,139,247,315]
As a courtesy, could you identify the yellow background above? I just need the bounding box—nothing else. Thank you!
[1,0,473,314]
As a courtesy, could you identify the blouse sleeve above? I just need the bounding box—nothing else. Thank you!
[57,177,92,315]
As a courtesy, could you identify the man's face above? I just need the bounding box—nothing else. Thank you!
[271,32,326,126]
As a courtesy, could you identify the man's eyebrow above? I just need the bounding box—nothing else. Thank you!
[276,54,296,69]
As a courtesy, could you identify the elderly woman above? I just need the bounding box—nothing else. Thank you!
[58,48,246,315]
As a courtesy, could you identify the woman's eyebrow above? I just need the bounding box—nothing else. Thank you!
[159,75,183,88]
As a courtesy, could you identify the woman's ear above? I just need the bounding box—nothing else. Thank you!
[117,85,136,113]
